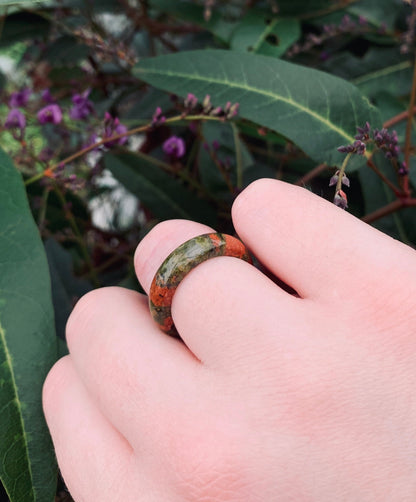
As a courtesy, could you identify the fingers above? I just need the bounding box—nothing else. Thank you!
[232,178,416,301]
[43,357,135,502]
[134,219,306,367]
[65,287,202,449]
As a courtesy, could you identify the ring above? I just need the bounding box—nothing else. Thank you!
[149,232,252,337]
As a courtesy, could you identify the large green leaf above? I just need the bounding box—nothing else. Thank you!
[134,50,381,167]
[0,148,57,502]
[322,48,413,99]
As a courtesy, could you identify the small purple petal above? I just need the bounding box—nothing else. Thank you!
[37,104,63,124]
[9,88,31,108]
[163,136,186,158]
[334,190,348,209]
[69,89,94,120]
[329,172,339,186]
[4,108,26,130]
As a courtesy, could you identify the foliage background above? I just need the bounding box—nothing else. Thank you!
[0,0,415,500]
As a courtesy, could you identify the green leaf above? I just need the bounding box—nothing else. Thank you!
[0,12,50,47]
[198,121,253,197]
[347,0,404,31]
[43,35,90,65]
[359,152,415,246]
[104,151,218,226]
[134,49,381,166]
[0,148,57,502]
[0,0,49,6]
[322,48,413,99]
[230,12,300,58]
[45,239,91,341]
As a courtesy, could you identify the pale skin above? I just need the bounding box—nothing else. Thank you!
[43,178,416,501]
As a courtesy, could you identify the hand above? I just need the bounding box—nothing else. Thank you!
[43,179,416,501]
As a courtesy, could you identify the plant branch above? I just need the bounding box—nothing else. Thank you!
[294,163,327,186]
[24,114,224,186]
[403,54,416,195]
[366,157,402,197]
[362,197,416,224]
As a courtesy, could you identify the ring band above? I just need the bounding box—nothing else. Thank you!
[149,233,252,337]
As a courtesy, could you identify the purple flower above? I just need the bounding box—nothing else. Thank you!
[69,89,94,120]
[163,136,186,158]
[398,162,409,176]
[329,170,350,187]
[151,106,166,127]
[337,140,366,155]
[9,88,31,108]
[225,102,239,119]
[358,15,368,26]
[103,113,128,147]
[184,93,198,109]
[334,190,348,209]
[372,128,400,158]
[355,122,371,141]
[4,108,26,130]
[37,104,63,124]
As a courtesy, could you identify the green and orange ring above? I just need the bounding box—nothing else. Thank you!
[149,233,252,337]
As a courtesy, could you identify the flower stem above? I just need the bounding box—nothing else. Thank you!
[24,114,223,186]
[336,152,352,193]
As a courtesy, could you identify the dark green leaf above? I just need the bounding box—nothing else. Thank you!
[0,148,57,502]
[231,12,300,58]
[347,0,404,30]
[198,121,253,197]
[359,152,415,245]
[43,35,90,64]
[322,48,413,99]
[104,151,218,226]
[352,56,413,99]
[0,12,50,47]
[134,49,381,167]
[45,239,92,340]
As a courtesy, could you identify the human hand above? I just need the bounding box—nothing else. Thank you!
[43,179,416,501]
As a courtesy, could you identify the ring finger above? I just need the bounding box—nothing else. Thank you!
[134,220,307,368]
